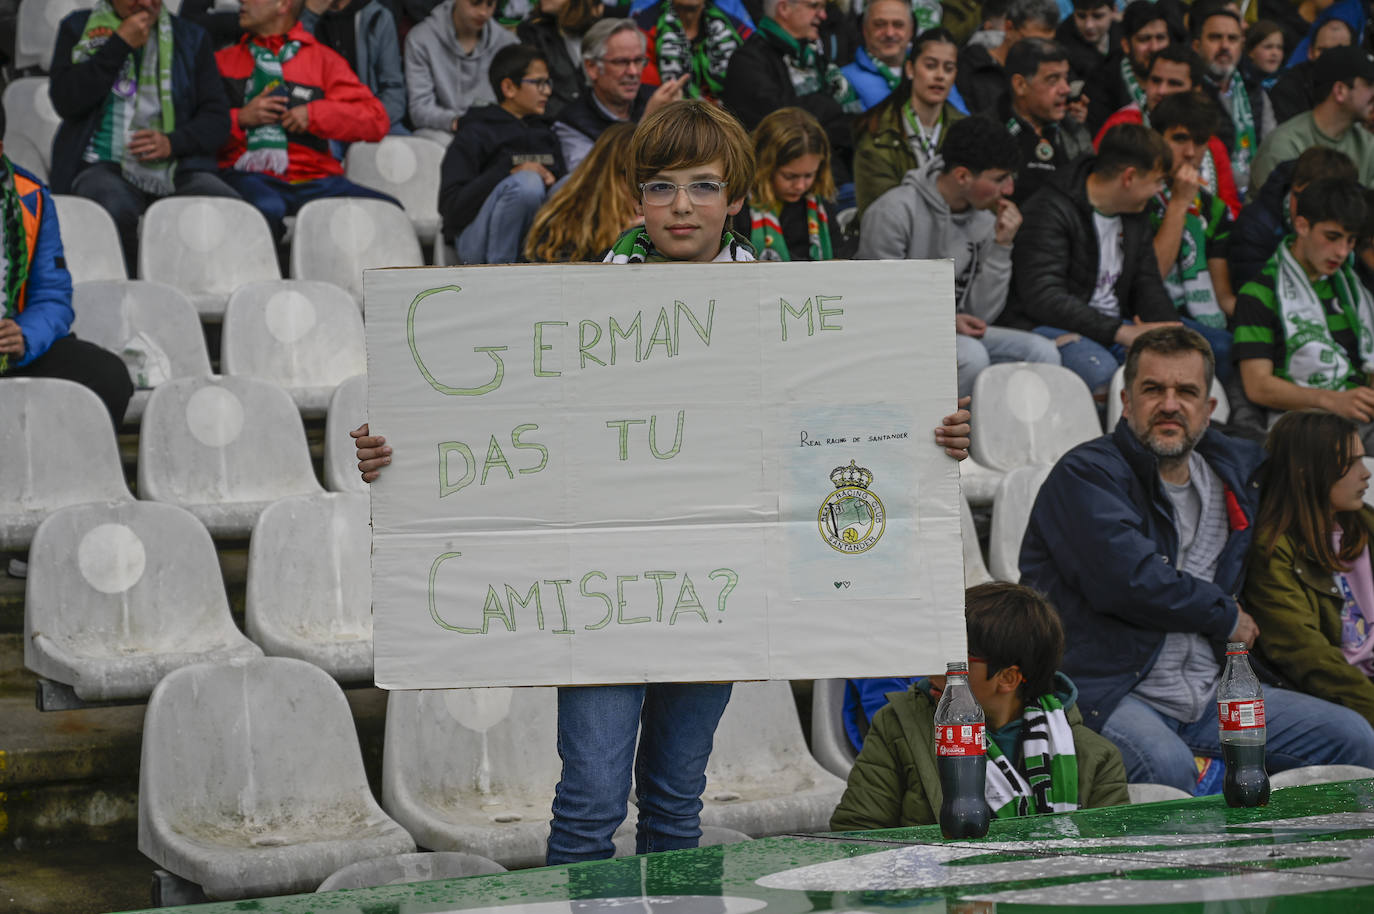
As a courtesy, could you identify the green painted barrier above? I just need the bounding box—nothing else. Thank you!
[126,779,1374,913]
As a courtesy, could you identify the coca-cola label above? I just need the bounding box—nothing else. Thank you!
[1218,699,1266,731]
[936,723,986,756]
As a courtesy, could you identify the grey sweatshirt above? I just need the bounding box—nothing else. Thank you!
[857,160,1013,323]
[404,0,519,132]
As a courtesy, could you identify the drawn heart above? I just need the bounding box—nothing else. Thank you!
[834,581,851,589]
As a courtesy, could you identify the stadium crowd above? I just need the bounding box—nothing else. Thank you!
[7,0,1374,881]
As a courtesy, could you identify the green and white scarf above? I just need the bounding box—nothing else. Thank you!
[605,225,755,263]
[1,157,30,375]
[1152,189,1226,328]
[1220,68,1257,194]
[912,0,943,33]
[749,196,832,262]
[655,4,744,100]
[903,100,944,162]
[1274,239,1374,390]
[872,52,902,91]
[73,0,177,196]
[757,17,861,114]
[1121,56,1147,109]
[235,37,303,175]
[984,694,1079,818]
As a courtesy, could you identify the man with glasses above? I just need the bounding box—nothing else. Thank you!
[405,0,518,144]
[553,19,689,173]
[439,43,565,263]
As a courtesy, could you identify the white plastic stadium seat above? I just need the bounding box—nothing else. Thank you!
[246,493,372,682]
[72,280,212,422]
[344,136,445,243]
[3,132,47,182]
[699,681,847,836]
[959,457,1002,509]
[139,657,415,900]
[1127,783,1192,804]
[2,78,59,168]
[290,198,423,304]
[139,196,280,319]
[1269,765,1374,789]
[137,376,323,537]
[809,678,857,780]
[1106,365,1231,429]
[968,363,1100,473]
[988,464,1053,584]
[382,687,561,869]
[221,280,366,416]
[15,1,89,72]
[51,194,126,282]
[315,852,506,891]
[323,374,367,493]
[1365,459,1374,508]
[0,378,132,550]
[961,493,992,586]
[25,502,261,701]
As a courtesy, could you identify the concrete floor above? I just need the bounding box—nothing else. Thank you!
[0,839,153,914]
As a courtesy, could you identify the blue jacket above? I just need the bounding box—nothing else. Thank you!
[1018,419,1264,731]
[841,47,971,113]
[48,10,231,194]
[5,162,74,368]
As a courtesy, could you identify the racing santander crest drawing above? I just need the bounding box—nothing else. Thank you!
[818,460,886,554]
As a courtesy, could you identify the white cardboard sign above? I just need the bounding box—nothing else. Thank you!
[365,260,966,689]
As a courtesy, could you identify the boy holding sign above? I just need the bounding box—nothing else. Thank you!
[354,99,972,863]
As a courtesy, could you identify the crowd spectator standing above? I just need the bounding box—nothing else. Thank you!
[852,27,964,219]
[859,115,1058,399]
[1250,46,1374,196]
[301,0,408,132]
[955,0,1058,116]
[636,0,752,103]
[439,43,564,264]
[840,0,915,111]
[215,0,396,242]
[405,0,518,143]
[0,103,133,427]
[999,38,1092,206]
[1192,3,1275,198]
[1004,124,1178,398]
[49,0,239,276]
[1245,410,1374,729]
[1267,17,1353,125]
[1020,326,1374,794]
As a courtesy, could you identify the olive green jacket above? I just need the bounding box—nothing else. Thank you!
[1243,506,1374,727]
[853,102,965,224]
[829,680,1130,832]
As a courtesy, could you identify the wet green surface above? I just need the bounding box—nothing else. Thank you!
[123,780,1374,913]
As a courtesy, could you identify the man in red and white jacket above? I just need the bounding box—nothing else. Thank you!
[215,0,397,239]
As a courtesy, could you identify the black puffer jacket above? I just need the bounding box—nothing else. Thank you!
[1001,156,1175,346]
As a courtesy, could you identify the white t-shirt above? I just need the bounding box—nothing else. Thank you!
[1088,211,1124,319]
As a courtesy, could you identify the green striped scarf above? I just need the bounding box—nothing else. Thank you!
[73,0,177,196]
[605,226,754,263]
[756,17,861,114]
[984,694,1079,818]
[234,38,303,175]
[1273,239,1374,390]
[749,196,832,262]
[654,4,744,100]
[1,157,30,374]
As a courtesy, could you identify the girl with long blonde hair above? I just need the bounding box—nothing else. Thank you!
[525,121,639,262]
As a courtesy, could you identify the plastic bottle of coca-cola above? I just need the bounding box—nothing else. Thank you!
[1217,641,1270,807]
[935,660,991,838]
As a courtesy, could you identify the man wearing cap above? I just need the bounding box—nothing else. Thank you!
[1250,45,1374,196]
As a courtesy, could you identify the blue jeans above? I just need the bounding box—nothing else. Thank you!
[1101,688,1374,795]
[1181,317,1234,384]
[458,170,548,265]
[957,327,1062,400]
[547,683,732,865]
[220,171,400,241]
[1033,325,1125,396]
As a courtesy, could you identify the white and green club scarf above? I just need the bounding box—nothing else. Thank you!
[984,694,1079,818]
[1121,57,1146,109]
[1221,68,1257,194]
[234,38,303,175]
[73,0,177,196]
[1274,239,1374,390]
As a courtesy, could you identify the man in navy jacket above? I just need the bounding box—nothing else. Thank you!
[1019,327,1374,794]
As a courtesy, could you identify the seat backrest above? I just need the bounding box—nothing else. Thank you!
[960,492,992,586]
[139,197,280,315]
[2,132,47,182]
[137,376,321,505]
[383,687,561,810]
[1106,365,1231,428]
[316,852,506,892]
[1126,783,1192,803]
[0,378,131,511]
[343,137,445,240]
[27,501,234,653]
[706,681,831,789]
[969,364,1100,472]
[988,464,1053,583]
[16,1,88,72]
[50,194,126,282]
[72,280,212,390]
[221,280,366,390]
[141,657,376,832]
[1268,764,1374,789]
[1,78,59,167]
[290,198,422,304]
[324,374,367,493]
[246,493,372,647]
[809,678,857,780]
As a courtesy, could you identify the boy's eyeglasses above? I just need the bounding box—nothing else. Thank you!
[521,77,554,92]
[639,181,728,205]
[599,56,649,71]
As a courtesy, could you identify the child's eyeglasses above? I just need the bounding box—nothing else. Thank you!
[521,77,554,92]
[638,181,728,205]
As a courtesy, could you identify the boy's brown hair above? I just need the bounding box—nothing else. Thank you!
[628,100,755,203]
[965,582,1064,703]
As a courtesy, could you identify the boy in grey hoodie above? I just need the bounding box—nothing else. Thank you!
[405,0,519,142]
[858,115,1060,398]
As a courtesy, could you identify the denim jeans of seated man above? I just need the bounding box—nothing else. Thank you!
[458,169,549,265]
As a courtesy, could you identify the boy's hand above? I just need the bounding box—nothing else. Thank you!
[351,423,391,483]
[992,199,1021,246]
[955,313,986,338]
[511,160,556,187]
[935,397,971,460]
